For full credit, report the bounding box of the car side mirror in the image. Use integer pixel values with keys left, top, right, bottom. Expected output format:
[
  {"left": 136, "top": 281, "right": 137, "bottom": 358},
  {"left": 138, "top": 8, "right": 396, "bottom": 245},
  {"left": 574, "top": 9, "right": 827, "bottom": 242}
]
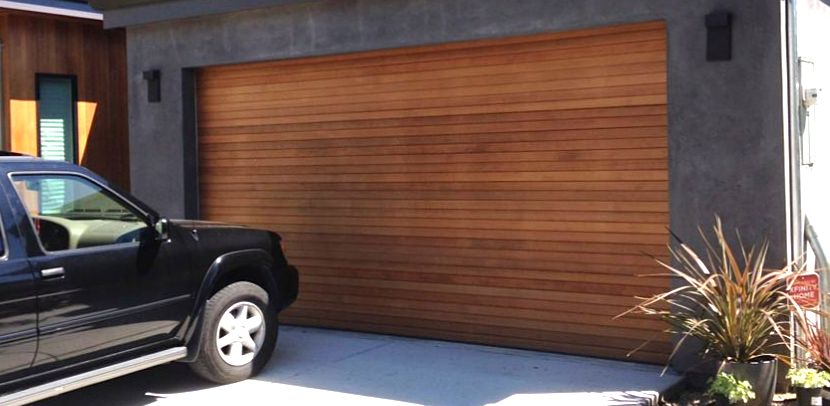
[{"left": 154, "top": 218, "right": 170, "bottom": 241}]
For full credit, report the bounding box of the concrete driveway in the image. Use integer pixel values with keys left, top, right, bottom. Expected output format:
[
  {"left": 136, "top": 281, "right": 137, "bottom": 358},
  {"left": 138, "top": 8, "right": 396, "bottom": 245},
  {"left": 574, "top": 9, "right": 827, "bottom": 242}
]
[{"left": 33, "top": 326, "right": 683, "bottom": 406}]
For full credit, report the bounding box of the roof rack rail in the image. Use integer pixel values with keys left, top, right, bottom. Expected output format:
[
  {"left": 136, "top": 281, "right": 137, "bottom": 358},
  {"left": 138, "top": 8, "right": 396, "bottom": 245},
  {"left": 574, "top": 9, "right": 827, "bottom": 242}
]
[{"left": 0, "top": 151, "right": 29, "bottom": 157}]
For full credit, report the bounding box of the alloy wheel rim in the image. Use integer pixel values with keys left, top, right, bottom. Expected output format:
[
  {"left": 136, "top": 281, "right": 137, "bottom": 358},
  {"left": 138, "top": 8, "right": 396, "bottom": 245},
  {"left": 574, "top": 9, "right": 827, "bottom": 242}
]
[{"left": 216, "top": 301, "right": 266, "bottom": 367}]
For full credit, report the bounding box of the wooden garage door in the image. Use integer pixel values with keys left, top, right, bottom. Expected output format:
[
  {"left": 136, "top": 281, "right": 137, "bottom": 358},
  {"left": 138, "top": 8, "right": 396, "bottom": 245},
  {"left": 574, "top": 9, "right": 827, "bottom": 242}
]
[{"left": 197, "top": 21, "right": 670, "bottom": 363}]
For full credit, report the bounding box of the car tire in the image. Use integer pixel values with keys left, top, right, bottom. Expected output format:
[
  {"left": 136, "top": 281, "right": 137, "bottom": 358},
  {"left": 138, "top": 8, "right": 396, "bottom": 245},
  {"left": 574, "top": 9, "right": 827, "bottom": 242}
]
[{"left": 189, "top": 281, "right": 278, "bottom": 384}]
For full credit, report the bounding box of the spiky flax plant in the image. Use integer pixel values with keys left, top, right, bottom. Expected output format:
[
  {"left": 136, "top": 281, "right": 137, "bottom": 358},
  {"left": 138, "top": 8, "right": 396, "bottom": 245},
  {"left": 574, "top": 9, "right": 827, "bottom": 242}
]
[{"left": 617, "top": 217, "right": 799, "bottom": 366}]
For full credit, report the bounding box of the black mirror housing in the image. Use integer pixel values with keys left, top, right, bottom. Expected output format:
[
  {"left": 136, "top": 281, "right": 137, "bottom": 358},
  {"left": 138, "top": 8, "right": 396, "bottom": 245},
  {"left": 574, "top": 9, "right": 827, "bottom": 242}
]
[{"left": 154, "top": 218, "right": 170, "bottom": 241}]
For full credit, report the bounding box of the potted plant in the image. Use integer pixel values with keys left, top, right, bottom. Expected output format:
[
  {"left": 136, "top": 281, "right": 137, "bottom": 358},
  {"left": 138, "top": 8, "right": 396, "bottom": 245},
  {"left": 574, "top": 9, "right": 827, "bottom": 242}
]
[
  {"left": 792, "top": 311, "right": 830, "bottom": 405},
  {"left": 707, "top": 372, "right": 756, "bottom": 406},
  {"left": 788, "top": 368, "right": 830, "bottom": 406},
  {"left": 616, "top": 217, "right": 800, "bottom": 406}
]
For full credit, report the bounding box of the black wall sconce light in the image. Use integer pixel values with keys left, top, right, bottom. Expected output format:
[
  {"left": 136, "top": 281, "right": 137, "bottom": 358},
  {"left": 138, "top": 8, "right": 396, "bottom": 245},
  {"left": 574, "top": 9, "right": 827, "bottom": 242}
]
[
  {"left": 705, "top": 12, "right": 733, "bottom": 61},
  {"left": 143, "top": 70, "right": 161, "bottom": 103}
]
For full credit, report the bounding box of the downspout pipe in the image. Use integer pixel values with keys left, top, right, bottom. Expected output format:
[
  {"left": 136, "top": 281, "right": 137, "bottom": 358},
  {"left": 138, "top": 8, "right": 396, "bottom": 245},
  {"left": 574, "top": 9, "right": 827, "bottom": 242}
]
[{"left": 805, "top": 217, "right": 829, "bottom": 290}]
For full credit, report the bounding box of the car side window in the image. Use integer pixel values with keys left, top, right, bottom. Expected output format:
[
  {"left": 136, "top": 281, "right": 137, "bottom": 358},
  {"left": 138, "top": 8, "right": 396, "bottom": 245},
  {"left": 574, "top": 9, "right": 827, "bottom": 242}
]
[{"left": 10, "top": 174, "right": 150, "bottom": 252}]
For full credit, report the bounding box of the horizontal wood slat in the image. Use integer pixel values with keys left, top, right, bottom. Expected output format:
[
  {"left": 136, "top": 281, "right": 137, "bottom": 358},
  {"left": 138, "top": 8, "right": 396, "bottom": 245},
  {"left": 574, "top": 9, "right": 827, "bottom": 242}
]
[
  {"left": 298, "top": 274, "right": 670, "bottom": 309},
  {"left": 297, "top": 283, "right": 663, "bottom": 319},
  {"left": 239, "top": 222, "right": 671, "bottom": 245},
  {"left": 199, "top": 62, "right": 667, "bottom": 114},
  {"left": 199, "top": 45, "right": 666, "bottom": 96},
  {"left": 201, "top": 181, "right": 668, "bottom": 193},
  {"left": 212, "top": 215, "right": 669, "bottom": 235},
  {"left": 201, "top": 189, "right": 668, "bottom": 202},
  {"left": 295, "top": 261, "right": 667, "bottom": 289},
  {"left": 278, "top": 232, "right": 670, "bottom": 256},
  {"left": 200, "top": 128, "right": 668, "bottom": 153},
  {"left": 200, "top": 89, "right": 666, "bottom": 128},
  {"left": 290, "top": 293, "right": 668, "bottom": 332},
  {"left": 202, "top": 135, "right": 667, "bottom": 158},
  {"left": 198, "top": 21, "right": 670, "bottom": 363},
  {"left": 202, "top": 206, "right": 669, "bottom": 222},
  {"left": 199, "top": 70, "right": 666, "bottom": 110},
  {"left": 282, "top": 243, "right": 670, "bottom": 268},
  {"left": 202, "top": 147, "right": 667, "bottom": 164},
  {"left": 286, "top": 301, "right": 663, "bottom": 343},
  {"left": 203, "top": 198, "right": 668, "bottom": 212},
  {"left": 200, "top": 111, "right": 667, "bottom": 140}
]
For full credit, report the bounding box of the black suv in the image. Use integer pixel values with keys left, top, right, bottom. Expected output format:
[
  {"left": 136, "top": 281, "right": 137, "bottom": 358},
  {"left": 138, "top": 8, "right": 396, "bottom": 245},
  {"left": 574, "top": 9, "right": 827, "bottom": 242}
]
[{"left": 0, "top": 154, "right": 299, "bottom": 405}]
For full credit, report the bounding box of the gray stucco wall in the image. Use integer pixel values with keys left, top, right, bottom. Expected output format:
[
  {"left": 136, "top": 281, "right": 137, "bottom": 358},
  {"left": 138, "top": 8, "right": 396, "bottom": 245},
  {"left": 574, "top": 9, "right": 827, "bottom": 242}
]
[{"left": 123, "top": 0, "right": 790, "bottom": 369}]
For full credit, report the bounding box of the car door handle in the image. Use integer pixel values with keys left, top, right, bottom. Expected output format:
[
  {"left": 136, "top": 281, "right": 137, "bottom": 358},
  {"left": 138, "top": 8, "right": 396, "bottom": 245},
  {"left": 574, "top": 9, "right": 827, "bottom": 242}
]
[{"left": 40, "top": 267, "right": 65, "bottom": 280}]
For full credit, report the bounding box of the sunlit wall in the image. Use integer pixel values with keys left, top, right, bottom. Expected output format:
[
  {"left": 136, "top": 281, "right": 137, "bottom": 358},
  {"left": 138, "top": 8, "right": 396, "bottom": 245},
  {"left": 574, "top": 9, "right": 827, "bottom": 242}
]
[{"left": 797, "top": 0, "right": 830, "bottom": 238}]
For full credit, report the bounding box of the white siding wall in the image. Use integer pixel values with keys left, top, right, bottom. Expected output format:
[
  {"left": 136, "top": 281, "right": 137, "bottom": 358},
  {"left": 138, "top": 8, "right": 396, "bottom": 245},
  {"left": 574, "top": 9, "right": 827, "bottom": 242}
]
[{"left": 798, "top": 0, "right": 830, "bottom": 239}]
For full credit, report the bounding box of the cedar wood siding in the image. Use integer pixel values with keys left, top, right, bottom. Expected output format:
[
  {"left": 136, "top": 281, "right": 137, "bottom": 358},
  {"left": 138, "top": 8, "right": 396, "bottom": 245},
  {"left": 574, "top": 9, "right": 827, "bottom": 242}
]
[{"left": 0, "top": 10, "right": 129, "bottom": 189}]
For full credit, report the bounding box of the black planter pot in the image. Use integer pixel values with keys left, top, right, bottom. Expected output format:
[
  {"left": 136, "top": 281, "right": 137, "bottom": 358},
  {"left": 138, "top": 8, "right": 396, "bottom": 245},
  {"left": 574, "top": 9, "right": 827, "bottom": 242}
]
[
  {"left": 797, "top": 387, "right": 822, "bottom": 406},
  {"left": 720, "top": 359, "right": 778, "bottom": 406},
  {"left": 821, "top": 387, "right": 830, "bottom": 406},
  {"left": 713, "top": 394, "right": 730, "bottom": 406}
]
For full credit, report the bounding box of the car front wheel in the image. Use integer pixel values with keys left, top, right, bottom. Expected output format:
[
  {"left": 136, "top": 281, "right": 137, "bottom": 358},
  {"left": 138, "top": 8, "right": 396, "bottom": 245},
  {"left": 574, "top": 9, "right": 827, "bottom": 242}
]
[{"left": 189, "top": 281, "right": 278, "bottom": 384}]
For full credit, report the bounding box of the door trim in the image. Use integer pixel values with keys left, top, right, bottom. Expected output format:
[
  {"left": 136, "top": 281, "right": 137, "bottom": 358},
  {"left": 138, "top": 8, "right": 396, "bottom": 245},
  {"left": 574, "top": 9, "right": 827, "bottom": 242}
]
[
  {"left": 0, "top": 329, "right": 36, "bottom": 347},
  {"left": 38, "top": 294, "right": 191, "bottom": 336},
  {"left": 0, "top": 346, "right": 186, "bottom": 406}
]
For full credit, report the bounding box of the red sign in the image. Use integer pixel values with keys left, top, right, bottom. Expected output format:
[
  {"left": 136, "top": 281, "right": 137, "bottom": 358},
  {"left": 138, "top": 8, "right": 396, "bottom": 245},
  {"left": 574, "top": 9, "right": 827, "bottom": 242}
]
[{"left": 791, "top": 273, "right": 821, "bottom": 308}]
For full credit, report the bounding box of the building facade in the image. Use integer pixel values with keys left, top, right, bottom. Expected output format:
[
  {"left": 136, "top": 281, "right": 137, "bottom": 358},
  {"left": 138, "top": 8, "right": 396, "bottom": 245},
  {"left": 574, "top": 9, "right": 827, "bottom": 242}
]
[{"left": 89, "top": 0, "right": 826, "bottom": 369}]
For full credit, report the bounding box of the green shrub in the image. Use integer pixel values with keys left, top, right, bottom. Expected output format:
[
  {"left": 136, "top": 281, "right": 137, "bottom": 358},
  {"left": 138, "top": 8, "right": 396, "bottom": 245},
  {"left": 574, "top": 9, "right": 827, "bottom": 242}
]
[
  {"left": 787, "top": 368, "right": 830, "bottom": 389},
  {"left": 707, "top": 372, "right": 756, "bottom": 404}
]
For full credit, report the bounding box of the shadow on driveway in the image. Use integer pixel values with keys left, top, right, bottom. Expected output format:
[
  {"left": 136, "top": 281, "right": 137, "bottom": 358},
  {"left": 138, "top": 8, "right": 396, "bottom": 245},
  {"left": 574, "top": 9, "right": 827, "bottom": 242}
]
[{"left": 34, "top": 326, "right": 682, "bottom": 406}]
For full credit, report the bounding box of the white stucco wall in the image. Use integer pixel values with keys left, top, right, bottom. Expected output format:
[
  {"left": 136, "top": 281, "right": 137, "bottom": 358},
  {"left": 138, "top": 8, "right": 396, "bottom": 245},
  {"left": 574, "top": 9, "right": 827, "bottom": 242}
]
[{"left": 798, "top": 0, "right": 830, "bottom": 240}]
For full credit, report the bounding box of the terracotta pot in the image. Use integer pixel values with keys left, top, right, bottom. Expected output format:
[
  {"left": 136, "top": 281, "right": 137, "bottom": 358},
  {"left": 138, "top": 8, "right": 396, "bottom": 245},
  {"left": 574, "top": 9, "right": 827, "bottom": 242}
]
[
  {"left": 797, "top": 387, "right": 823, "bottom": 406},
  {"left": 719, "top": 359, "right": 778, "bottom": 406}
]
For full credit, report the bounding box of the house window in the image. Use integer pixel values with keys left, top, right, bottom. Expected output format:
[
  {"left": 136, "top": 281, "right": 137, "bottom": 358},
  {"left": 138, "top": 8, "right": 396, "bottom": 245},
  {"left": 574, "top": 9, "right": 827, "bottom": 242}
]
[{"left": 37, "top": 76, "right": 77, "bottom": 163}]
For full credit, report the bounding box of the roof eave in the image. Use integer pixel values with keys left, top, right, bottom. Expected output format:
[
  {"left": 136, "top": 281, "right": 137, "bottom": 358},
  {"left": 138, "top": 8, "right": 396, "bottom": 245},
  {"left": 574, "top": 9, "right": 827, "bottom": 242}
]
[
  {"left": 0, "top": 0, "right": 102, "bottom": 20},
  {"left": 88, "top": 0, "right": 169, "bottom": 11}
]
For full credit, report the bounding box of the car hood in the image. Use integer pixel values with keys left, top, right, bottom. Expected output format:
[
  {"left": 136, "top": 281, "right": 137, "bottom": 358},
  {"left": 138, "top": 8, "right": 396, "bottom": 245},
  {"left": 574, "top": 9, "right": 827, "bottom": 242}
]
[{"left": 169, "top": 219, "right": 276, "bottom": 256}]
